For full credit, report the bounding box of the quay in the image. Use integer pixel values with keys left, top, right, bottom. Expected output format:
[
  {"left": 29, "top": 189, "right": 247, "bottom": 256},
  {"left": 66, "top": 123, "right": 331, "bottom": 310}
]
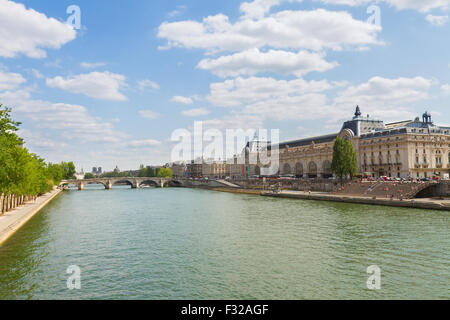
[
  {"left": 260, "top": 190, "right": 450, "bottom": 211},
  {"left": 0, "top": 188, "right": 62, "bottom": 246}
]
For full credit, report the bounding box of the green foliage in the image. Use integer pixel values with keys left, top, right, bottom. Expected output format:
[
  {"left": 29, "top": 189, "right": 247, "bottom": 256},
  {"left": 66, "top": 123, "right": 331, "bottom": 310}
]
[
  {"left": 100, "top": 171, "right": 131, "bottom": 178},
  {"left": 0, "top": 105, "right": 75, "bottom": 196},
  {"left": 60, "top": 161, "right": 76, "bottom": 179},
  {"left": 331, "top": 137, "right": 358, "bottom": 182},
  {"left": 343, "top": 140, "right": 358, "bottom": 179},
  {"left": 157, "top": 168, "right": 173, "bottom": 178},
  {"left": 84, "top": 172, "right": 95, "bottom": 179}
]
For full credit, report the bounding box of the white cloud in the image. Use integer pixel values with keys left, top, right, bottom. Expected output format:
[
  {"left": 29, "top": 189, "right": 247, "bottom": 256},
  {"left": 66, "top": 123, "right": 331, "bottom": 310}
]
[
  {"left": 197, "top": 48, "right": 338, "bottom": 77},
  {"left": 201, "top": 113, "right": 265, "bottom": 131},
  {"left": 334, "top": 76, "right": 433, "bottom": 106},
  {"left": 18, "top": 129, "right": 67, "bottom": 150},
  {"left": 318, "top": 0, "right": 450, "bottom": 12},
  {"left": 425, "top": 14, "right": 449, "bottom": 26},
  {"left": 1, "top": 89, "right": 127, "bottom": 143},
  {"left": 207, "top": 76, "right": 333, "bottom": 107},
  {"left": 168, "top": 5, "right": 187, "bottom": 18},
  {"left": 0, "top": 70, "right": 26, "bottom": 90},
  {"left": 80, "top": 62, "right": 107, "bottom": 69},
  {"left": 46, "top": 71, "right": 128, "bottom": 101},
  {"left": 158, "top": 8, "right": 382, "bottom": 54},
  {"left": 137, "top": 79, "right": 160, "bottom": 91},
  {"left": 0, "top": 0, "right": 76, "bottom": 58},
  {"left": 442, "top": 84, "right": 450, "bottom": 95},
  {"left": 203, "top": 75, "right": 435, "bottom": 125},
  {"left": 240, "top": 0, "right": 287, "bottom": 19},
  {"left": 127, "top": 139, "right": 161, "bottom": 148},
  {"left": 170, "top": 95, "right": 194, "bottom": 104},
  {"left": 31, "top": 69, "right": 44, "bottom": 79},
  {"left": 331, "top": 76, "right": 434, "bottom": 122},
  {"left": 139, "top": 110, "right": 161, "bottom": 119},
  {"left": 181, "top": 108, "right": 211, "bottom": 117}
]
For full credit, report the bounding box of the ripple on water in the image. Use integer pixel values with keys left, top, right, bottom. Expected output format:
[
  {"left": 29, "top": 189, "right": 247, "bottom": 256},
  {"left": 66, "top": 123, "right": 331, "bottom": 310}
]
[{"left": 0, "top": 187, "right": 448, "bottom": 300}]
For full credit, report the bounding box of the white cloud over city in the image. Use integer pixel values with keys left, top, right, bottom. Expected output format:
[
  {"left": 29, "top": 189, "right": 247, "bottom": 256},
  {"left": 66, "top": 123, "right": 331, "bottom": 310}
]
[
  {"left": 1, "top": 0, "right": 449, "bottom": 169},
  {"left": 0, "top": 0, "right": 76, "bottom": 58},
  {"left": 46, "top": 71, "right": 128, "bottom": 101}
]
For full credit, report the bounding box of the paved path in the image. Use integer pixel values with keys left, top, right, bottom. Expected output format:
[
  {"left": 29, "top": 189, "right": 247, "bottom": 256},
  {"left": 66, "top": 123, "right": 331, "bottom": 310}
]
[
  {"left": 261, "top": 190, "right": 450, "bottom": 211},
  {"left": 0, "top": 188, "right": 62, "bottom": 246}
]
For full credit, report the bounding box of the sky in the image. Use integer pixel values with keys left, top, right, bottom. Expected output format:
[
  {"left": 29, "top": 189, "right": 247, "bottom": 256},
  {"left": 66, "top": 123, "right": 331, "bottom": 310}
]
[{"left": 0, "top": 0, "right": 449, "bottom": 171}]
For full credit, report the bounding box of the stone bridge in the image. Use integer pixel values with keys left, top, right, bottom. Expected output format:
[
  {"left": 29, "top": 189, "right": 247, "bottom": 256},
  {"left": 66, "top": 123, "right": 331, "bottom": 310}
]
[
  {"left": 413, "top": 181, "right": 450, "bottom": 198},
  {"left": 61, "top": 177, "right": 181, "bottom": 190}
]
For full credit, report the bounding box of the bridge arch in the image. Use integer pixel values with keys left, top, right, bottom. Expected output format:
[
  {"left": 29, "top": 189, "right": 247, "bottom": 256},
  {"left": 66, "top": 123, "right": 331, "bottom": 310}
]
[
  {"left": 85, "top": 181, "right": 109, "bottom": 189},
  {"left": 413, "top": 183, "right": 448, "bottom": 198},
  {"left": 112, "top": 179, "right": 135, "bottom": 188},
  {"left": 138, "top": 180, "right": 159, "bottom": 188},
  {"left": 169, "top": 180, "right": 183, "bottom": 187}
]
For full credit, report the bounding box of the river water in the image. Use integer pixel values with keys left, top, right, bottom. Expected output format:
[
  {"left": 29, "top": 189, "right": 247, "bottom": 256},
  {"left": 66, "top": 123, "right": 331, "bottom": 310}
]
[{"left": 0, "top": 186, "right": 448, "bottom": 299}]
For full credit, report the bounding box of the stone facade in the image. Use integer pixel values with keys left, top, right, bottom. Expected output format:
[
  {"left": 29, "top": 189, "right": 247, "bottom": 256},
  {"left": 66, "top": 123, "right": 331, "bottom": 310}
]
[
  {"left": 170, "top": 163, "right": 186, "bottom": 178},
  {"left": 275, "top": 107, "right": 450, "bottom": 179},
  {"left": 202, "top": 161, "right": 227, "bottom": 178}
]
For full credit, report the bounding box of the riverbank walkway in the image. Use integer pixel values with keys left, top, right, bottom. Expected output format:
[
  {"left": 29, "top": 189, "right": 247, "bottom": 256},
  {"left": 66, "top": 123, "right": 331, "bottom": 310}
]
[
  {"left": 0, "top": 188, "right": 62, "bottom": 246},
  {"left": 261, "top": 190, "right": 450, "bottom": 211}
]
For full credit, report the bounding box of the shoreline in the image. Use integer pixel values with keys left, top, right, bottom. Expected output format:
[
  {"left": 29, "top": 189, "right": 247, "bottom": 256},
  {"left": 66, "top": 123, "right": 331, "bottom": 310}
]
[
  {"left": 0, "top": 188, "right": 62, "bottom": 246},
  {"left": 204, "top": 186, "right": 450, "bottom": 211},
  {"left": 260, "top": 190, "right": 450, "bottom": 211}
]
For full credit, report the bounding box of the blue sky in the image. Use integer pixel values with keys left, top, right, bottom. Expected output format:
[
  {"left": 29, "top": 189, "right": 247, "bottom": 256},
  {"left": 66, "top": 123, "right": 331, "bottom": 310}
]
[{"left": 0, "top": 0, "right": 449, "bottom": 171}]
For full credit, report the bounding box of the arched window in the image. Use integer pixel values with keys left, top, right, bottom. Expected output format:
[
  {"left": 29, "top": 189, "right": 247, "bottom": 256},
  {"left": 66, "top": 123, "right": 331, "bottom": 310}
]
[
  {"left": 308, "top": 162, "right": 317, "bottom": 178},
  {"left": 283, "top": 163, "right": 291, "bottom": 175},
  {"left": 295, "top": 162, "right": 303, "bottom": 177},
  {"left": 323, "top": 160, "right": 332, "bottom": 174}
]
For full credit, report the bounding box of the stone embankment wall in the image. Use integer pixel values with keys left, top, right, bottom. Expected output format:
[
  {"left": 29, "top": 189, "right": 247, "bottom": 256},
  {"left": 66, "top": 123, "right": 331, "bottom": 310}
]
[{"left": 233, "top": 179, "right": 340, "bottom": 193}]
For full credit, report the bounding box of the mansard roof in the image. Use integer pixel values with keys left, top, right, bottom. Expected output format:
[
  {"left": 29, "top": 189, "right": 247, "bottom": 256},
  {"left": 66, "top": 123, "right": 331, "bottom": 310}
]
[{"left": 273, "top": 133, "right": 338, "bottom": 150}]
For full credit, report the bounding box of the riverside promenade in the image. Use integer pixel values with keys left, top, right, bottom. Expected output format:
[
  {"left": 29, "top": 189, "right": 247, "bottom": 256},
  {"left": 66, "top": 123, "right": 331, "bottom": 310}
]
[
  {"left": 0, "top": 188, "right": 62, "bottom": 246},
  {"left": 261, "top": 190, "right": 450, "bottom": 211}
]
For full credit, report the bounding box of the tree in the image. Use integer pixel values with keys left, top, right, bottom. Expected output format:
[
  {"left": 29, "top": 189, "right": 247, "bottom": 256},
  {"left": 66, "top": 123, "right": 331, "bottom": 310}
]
[
  {"left": 61, "top": 161, "right": 76, "bottom": 179},
  {"left": 331, "top": 137, "right": 346, "bottom": 182},
  {"left": 157, "top": 168, "right": 173, "bottom": 178},
  {"left": 0, "top": 104, "right": 75, "bottom": 197},
  {"left": 146, "top": 167, "right": 155, "bottom": 177},
  {"left": 84, "top": 172, "right": 95, "bottom": 179},
  {"left": 331, "top": 137, "right": 358, "bottom": 183},
  {"left": 343, "top": 140, "right": 358, "bottom": 180},
  {"left": 0, "top": 105, "right": 21, "bottom": 138}
]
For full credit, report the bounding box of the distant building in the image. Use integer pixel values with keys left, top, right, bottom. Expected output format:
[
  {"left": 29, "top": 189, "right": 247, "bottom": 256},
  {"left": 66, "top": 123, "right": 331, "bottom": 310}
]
[
  {"left": 202, "top": 160, "right": 227, "bottom": 179},
  {"left": 170, "top": 162, "right": 187, "bottom": 178},
  {"left": 113, "top": 165, "right": 120, "bottom": 173},
  {"left": 186, "top": 160, "right": 203, "bottom": 178},
  {"left": 92, "top": 167, "right": 103, "bottom": 176}
]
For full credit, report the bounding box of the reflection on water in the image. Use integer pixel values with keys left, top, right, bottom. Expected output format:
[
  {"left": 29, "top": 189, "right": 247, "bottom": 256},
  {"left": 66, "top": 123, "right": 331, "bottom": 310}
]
[{"left": 0, "top": 187, "right": 448, "bottom": 299}]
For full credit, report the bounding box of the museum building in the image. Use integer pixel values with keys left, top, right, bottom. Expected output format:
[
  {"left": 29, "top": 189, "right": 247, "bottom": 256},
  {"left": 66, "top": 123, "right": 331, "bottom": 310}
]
[{"left": 276, "top": 107, "right": 450, "bottom": 179}]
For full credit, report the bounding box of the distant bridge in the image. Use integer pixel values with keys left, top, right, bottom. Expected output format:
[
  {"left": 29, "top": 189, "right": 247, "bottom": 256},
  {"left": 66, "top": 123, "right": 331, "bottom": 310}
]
[{"left": 61, "top": 177, "right": 181, "bottom": 190}]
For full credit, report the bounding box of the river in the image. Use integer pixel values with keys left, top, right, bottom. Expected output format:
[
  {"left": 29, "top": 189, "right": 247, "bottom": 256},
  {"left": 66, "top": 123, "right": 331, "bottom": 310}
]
[{"left": 0, "top": 186, "right": 448, "bottom": 299}]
